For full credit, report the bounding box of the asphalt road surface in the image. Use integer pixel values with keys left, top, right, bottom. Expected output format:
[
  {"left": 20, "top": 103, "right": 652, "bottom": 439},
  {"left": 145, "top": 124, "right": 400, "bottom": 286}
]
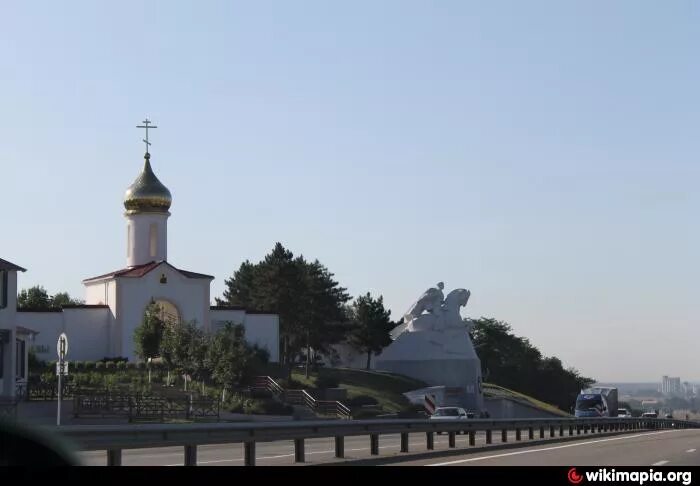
[
  {"left": 399, "top": 429, "right": 700, "bottom": 466},
  {"left": 76, "top": 428, "right": 700, "bottom": 466}
]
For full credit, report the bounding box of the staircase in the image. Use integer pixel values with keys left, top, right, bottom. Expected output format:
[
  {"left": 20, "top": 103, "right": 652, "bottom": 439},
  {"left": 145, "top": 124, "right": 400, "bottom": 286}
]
[{"left": 253, "top": 376, "right": 351, "bottom": 419}]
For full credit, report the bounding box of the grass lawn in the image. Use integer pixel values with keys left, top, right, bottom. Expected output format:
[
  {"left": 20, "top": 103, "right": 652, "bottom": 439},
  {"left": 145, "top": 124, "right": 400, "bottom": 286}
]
[{"left": 291, "top": 367, "right": 427, "bottom": 412}]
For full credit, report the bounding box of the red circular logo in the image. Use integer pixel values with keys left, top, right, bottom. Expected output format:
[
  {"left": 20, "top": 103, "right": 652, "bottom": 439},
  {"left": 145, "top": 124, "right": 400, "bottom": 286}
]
[{"left": 568, "top": 467, "right": 584, "bottom": 484}]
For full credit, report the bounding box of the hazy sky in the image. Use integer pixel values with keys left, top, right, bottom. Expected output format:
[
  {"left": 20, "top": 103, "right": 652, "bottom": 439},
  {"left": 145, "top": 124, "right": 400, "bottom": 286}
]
[{"left": 1, "top": 1, "right": 698, "bottom": 383}]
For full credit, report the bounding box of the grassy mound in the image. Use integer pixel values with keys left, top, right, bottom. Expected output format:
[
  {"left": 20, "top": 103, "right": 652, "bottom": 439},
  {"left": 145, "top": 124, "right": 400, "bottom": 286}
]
[
  {"left": 291, "top": 367, "right": 427, "bottom": 413},
  {"left": 483, "top": 383, "right": 570, "bottom": 417},
  {"left": 282, "top": 367, "right": 567, "bottom": 417}
]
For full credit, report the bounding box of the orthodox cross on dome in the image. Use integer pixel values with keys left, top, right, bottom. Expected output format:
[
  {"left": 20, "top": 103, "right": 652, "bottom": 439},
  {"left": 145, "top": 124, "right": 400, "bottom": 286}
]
[{"left": 136, "top": 117, "right": 158, "bottom": 154}]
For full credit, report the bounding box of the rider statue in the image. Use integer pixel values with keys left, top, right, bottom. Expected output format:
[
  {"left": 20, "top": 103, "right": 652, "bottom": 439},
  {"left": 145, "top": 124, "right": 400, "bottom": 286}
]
[{"left": 404, "top": 282, "right": 445, "bottom": 322}]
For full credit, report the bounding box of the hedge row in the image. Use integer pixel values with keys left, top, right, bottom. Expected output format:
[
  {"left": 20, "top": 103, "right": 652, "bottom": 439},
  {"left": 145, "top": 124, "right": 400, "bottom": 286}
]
[{"left": 41, "top": 360, "right": 163, "bottom": 372}]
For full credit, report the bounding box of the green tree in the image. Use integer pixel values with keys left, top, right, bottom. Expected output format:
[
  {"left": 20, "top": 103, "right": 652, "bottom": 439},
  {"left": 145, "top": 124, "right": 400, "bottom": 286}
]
[
  {"left": 206, "top": 322, "right": 256, "bottom": 400},
  {"left": 133, "top": 301, "right": 165, "bottom": 362},
  {"left": 470, "top": 317, "right": 595, "bottom": 411},
  {"left": 17, "top": 286, "right": 83, "bottom": 310},
  {"left": 298, "top": 259, "right": 351, "bottom": 377},
  {"left": 216, "top": 261, "right": 257, "bottom": 307},
  {"left": 17, "top": 286, "right": 52, "bottom": 310},
  {"left": 159, "top": 320, "right": 208, "bottom": 392},
  {"left": 347, "top": 293, "right": 395, "bottom": 370},
  {"left": 51, "top": 292, "right": 84, "bottom": 308},
  {"left": 218, "top": 243, "right": 351, "bottom": 378}
]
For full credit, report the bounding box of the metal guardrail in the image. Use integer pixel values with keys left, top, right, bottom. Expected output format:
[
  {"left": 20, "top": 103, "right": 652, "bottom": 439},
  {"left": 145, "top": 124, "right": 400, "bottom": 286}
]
[{"left": 53, "top": 416, "right": 699, "bottom": 466}]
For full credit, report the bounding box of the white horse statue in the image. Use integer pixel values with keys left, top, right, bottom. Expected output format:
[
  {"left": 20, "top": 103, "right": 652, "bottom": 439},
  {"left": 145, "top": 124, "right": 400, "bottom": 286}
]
[{"left": 406, "top": 287, "right": 471, "bottom": 332}]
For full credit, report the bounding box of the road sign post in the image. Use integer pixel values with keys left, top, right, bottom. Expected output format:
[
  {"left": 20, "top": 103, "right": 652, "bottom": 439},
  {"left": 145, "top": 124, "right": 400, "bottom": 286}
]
[{"left": 56, "top": 333, "right": 68, "bottom": 426}]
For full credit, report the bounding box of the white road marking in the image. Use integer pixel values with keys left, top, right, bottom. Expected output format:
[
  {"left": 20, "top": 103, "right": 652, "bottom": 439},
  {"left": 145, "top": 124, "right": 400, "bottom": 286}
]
[
  {"left": 652, "top": 460, "right": 669, "bottom": 466},
  {"left": 686, "top": 449, "right": 696, "bottom": 453},
  {"left": 164, "top": 441, "right": 436, "bottom": 465},
  {"left": 427, "top": 430, "right": 680, "bottom": 466}
]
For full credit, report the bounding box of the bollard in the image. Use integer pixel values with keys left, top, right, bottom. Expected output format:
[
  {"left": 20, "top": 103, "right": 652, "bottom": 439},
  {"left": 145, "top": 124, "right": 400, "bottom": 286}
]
[
  {"left": 335, "top": 436, "right": 344, "bottom": 458},
  {"left": 486, "top": 430, "right": 492, "bottom": 444},
  {"left": 107, "top": 449, "right": 122, "bottom": 466},
  {"left": 516, "top": 429, "right": 521, "bottom": 441},
  {"left": 184, "top": 445, "right": 197, "bottom": 466},
  {"left": 501, "top": 429, "right": 508, "bottom": 443},
  {"left": 569, "top": 425, "right": 574, "bottom": 436},
  {"left": 426, "top": 431, "right": 434, "bottom": 450},
  {"left": 448, "top": 431, "right": 456, "bottom": 448},
  {"left": 549, "top": 426, "right": 555, "bottom": 438},
  {"left": 370, "top": 434, "right": 379, "bottom": 455},
  {"left": 469, "top": 431, "right": 476, "bottom": 446},
  {"left": 295, "top": 438, "right": 305, "bottom": 463},
  {"left": 539, "top": 427, "right": 545, "bottom": 439},
  {"left": 559, "top": 425, "right": 564, "bottom": 437},
  {"left": 244, "top": 441, "right": 255, "bottom": 466},
  {"left": 528, "top": 427, "right": 534, "bottom": 440},
  {"left": 400, "top": 432, "right": 409, "bottom": 453}
]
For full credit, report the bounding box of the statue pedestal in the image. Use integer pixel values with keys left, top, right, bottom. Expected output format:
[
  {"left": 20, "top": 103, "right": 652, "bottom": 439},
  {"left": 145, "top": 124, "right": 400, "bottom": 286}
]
[{"left": 375, "top": 329, "right": 483, "bottom": 411}]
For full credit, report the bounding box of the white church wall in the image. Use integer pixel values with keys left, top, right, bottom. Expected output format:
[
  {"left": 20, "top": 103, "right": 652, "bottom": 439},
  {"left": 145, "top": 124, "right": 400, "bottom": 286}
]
[
  {"left": 117, "top": 264, "right": 210, "bottom": 361},
  {"left": 209, "top": 309, "right": 279, "bottom": 363},
  {"left": 16, "top": 311, "right": 64, "bottom": 362},
  {"left": 62, "top": 308, "right": 112, "bottom": 361},
  {"left": 85, "top": 282, "right": 106, "bottom": 305},
  {"left": 243, "top": 314, "right": 280, "bottom": 363}
]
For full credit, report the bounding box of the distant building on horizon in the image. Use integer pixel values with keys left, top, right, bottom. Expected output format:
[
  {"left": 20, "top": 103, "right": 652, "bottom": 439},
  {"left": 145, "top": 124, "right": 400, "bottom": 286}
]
[{"left": 661, "top": 375, "right": 682, "bottom": 396}]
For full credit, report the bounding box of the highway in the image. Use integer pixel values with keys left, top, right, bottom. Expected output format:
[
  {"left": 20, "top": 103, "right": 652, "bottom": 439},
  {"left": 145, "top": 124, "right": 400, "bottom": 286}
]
[
  {"left": 76, "top": 428, "right": 700, "bottom": 466},
  {"left": 381, "top": 429, "right": 700, "bottom": 466}
]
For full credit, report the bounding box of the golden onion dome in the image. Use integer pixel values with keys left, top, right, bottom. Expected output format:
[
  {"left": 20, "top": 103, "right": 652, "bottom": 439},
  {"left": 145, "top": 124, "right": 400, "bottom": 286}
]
[{"left": 123, "top": 153, "right": 172, "bottom": 214}]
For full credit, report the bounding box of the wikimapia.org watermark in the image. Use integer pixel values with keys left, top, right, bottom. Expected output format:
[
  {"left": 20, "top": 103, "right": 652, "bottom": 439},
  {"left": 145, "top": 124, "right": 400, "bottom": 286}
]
[{"left": 568, "top": 467, "right": 692, "bottom": 485}]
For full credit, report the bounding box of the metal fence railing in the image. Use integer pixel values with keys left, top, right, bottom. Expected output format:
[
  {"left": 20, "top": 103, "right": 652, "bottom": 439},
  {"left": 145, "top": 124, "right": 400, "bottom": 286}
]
[
  {"left": 53, "top": 416, "right": 700, "bottom": 466},
  {"left": 72, "top": 393, "right": 220, "bottom": 422},
  {"left": 253, "top": 376, "right": 351, "bottom": 419}
]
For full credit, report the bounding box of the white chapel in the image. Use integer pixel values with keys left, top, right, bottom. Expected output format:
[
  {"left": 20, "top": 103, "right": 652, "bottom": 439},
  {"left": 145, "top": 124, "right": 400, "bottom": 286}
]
[{"left": 5, "top": 132, "right": 279, "bottom": 371}]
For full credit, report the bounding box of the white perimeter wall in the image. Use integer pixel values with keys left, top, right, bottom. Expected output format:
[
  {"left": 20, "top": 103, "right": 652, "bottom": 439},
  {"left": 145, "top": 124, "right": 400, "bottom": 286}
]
[
  {"left": 16, "top": 308, "right": 112, "bottom": 362},
  {"left": 210, "top": 310, "right": 279, "bottom": 363}
]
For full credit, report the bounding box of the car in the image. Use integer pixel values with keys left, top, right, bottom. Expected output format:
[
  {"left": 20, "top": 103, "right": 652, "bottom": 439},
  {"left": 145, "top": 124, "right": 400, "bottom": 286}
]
[
  {"left": 617, "top": 408, "right": 632, "bottom": 418},
  {"left": 665, "top": 413, "right": 673, "bottom": 419},
  {"left": 430, "top": 407, "right": 469, "bottom": 419},
  {"left": 642, "top": 411, "right": 658, "bottom": 418},
  {"left": 430, "top": 407, "right": 472, "bottom": 434}
]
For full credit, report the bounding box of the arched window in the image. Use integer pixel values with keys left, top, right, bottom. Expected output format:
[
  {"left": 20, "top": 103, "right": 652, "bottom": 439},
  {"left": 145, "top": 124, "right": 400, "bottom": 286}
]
[{"left": 149, "top": 223, "right": 157, "bottom": 258}]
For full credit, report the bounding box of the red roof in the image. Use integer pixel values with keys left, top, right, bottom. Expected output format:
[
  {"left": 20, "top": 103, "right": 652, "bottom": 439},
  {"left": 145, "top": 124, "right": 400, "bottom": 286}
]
[
  {"left": 83, "top": 261, "right": 214, "bottom": 283},
  {"left": 0, "top": 257, "right": 26, "bottom": 272}
]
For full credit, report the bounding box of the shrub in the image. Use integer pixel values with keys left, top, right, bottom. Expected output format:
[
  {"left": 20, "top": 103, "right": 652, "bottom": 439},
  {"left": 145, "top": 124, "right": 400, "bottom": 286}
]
[
  {"left": 104, "top": 361, "right": 115, "bottom": 370},
  {"left": 83, "top": 361, "right": 95, "bottom": 371},
  {"left": 314, "top": 375, "right": 340, "bottom": 389},
  {"left": 352, "top": 409, "right": 382, "bottom": 420},
  {"left": 95, "top": 361, "right": 105, "bottom": 371},
  {"left": 126, "top": 362, "right": 137, "bottom": 370},
  {"left": 347, "top": 395, "right": 378, "bottom": 407},
  {"left": 89, "top": 372, "right": 102, "bottom": 386},
  {"left": 116, "top": 361, "right": 126, "bottom": 370},
  {"left": 72, "top": 361, "right": 83, "bottom": 371}
]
